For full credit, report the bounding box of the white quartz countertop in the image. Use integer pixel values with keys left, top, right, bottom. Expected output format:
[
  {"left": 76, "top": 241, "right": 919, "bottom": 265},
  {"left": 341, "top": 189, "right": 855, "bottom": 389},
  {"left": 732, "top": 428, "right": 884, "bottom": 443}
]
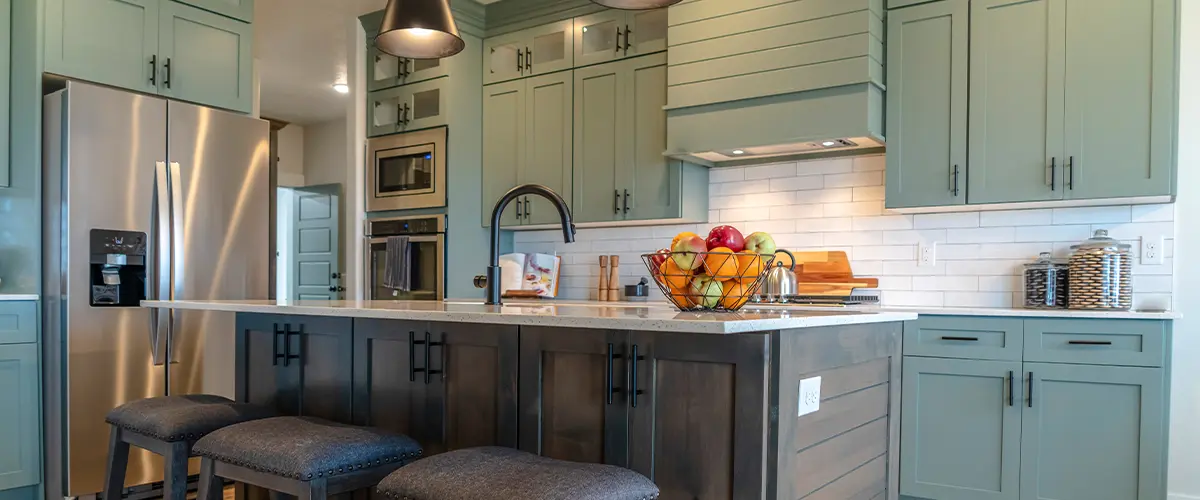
[
  {"left": 0, "top": 294, "right": 39, "bottom": 301},
  {"left": 140, "top": 299, "right": 917, "bottom": 334},
  {"left": 743, "top": 304, "right": 1181, "bottom": 320}
]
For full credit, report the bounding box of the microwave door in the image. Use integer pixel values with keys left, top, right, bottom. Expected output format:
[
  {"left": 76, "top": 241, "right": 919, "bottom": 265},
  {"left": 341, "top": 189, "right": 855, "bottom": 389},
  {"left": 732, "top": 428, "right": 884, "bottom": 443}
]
[{"left": 375, "top": 145, "right": 436, "bottom": 197}]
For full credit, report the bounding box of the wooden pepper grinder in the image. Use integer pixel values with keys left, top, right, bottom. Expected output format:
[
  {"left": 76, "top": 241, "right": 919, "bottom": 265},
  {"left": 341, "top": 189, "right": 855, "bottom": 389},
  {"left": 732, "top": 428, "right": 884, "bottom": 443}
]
[
  {"left": 598, "top": 256, "right": 609, "bottom": 302},
  {"left": 608, "top": 255, "right": 621, "bottom": 301}
]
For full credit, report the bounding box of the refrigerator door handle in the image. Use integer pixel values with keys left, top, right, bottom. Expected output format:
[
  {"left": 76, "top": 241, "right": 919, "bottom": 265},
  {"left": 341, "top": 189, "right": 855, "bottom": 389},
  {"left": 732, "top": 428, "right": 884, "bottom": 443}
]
[
  {"left": 167, "top": 161, "right": 185, "bottom": 364},
  {"left": 152, "top": 161, "right": 171, "bottom": 366}
]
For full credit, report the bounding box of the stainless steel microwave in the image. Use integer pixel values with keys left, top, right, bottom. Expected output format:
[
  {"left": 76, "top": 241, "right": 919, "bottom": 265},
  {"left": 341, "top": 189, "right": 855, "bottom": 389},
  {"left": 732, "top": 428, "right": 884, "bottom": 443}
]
[{"left": 366, "top": 126, "right": 447, "bottom": 211}]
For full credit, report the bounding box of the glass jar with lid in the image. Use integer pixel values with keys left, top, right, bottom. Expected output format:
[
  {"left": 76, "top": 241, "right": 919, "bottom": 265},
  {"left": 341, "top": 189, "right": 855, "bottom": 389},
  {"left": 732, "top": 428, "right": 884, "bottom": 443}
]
[
  {"left": 1068, "top": 229, "right": 1133, "bottom": 310},
  {"left": 1024, "top": 252, "right": 1069, "bottom": 309}
]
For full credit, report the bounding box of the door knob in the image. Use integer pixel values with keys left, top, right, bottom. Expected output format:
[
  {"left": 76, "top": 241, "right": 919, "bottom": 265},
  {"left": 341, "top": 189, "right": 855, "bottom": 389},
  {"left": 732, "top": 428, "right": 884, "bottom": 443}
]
[
  {"left": 329, "top": 286, "right": 346, "bottom": 292},
  {"left": 331, "top": 272, "right": 342, "bottom": 279}
]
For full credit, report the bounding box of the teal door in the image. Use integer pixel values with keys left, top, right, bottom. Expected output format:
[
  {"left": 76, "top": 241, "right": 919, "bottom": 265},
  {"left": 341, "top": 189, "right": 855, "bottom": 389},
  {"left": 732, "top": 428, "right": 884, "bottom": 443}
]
[
  {"left": 173, "top": 0, "right": 252, "bottom": 22},
  {"left": 885, "top": 0, "right": 969, "bottom": 209},
  {"left": 292, "top": 185, "right": 341, "bottom": 301},
  {"left": 625, "top": 55, "right": 677, "bottom": 221},
  {"left": 1061, "top": 0, "right": 1176, "bottom": 199},
  {"left": 158, "top": 0, "right": 253, "bottom": 113},
  {"left": 0, "top": 344, "right": 40, "bottom": 491},
  {"left": 1021, "top": 363, "right": 1165, "bottom": 500},
  {"left": 44, "top": 0, "right": 160, "bottom": 94},
  {"left": 572, "top": 61, "right": 623, "bottom": 223},
  {"left": 900, "top": 357, "right": 1022, "bottom": 500},
  {"left": 968, "top": 0, "right": 1066, "bottom": 204},
  {"left": 522, "top": 72, "right": 573, "bottom": 226},
  {"left": 482, "top": 81, "right": 525, "bottom": 228}
]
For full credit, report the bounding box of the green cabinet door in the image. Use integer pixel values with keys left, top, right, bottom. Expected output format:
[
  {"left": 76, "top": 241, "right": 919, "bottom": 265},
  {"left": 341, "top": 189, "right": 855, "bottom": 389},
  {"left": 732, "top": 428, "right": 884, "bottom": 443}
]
[
  {"left": 522, "top": 72, "right": 573, "bottom": 226},
  {"left": 399, "top": 77, "right": 449, "bottom": 132},
  {"left": 624, "top": 55, "right": 677, "bottom": 221},
  {"left": 574, "top": 11, "right": 626, "bottom": 68},
  {"left": 368, "top": 86, "right": 404, "bottom": 137},
  {"left": 625, "top": 9, "right": 668, "bottom": 57},
  {"left": 526, "top": 20, "right": 575, "bottom": 76},
  {"left": 885, "top": 0, "right": 968, "bottom": 209},
  {"left": 367, "top": 45, "right": 404, "bottom": 91},
  {"left": 1061, "top": 0, "right": 1176, "bottom": 199},
  {"left": 174, "top": 0, "right": 252, "bottom": 22},
  {"left": 967, "top": 0, "right": 1066, "bottom": 204},
  {"left": 45, "top": 0, "right": 160, "bottom": 94},
  {"left": 1021, "top": 363, "right": 1165, "bottom": 500},
  {"left": 0, "top": 0, "right": 9, "bottom": 188},
  {"left": 158, "top": 0, "right": 253, "bottom": 113},
  {"left": 0, "top": 344, "right": 40, "bottom": 491},
  {"left": 900, "top": 357, "right": 1022, "bottom": 500},
  {"left": 483, "top": 31, "right": 527, "bottom": 85},
  {"left": 573, "top": 61, "right": 623, "bottom": 223},
  {"left": 482, "top": 81, "right": 525, "bottom": 228}
]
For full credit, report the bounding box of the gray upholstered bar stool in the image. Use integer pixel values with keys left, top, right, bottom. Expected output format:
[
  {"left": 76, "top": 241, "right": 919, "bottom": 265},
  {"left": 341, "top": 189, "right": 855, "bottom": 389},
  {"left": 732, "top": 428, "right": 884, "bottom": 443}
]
[
  {"left": 103, "top": 395, "right": 275, "bottom": 500},
  {"left": 193, "top": 416, "right": 423, "bottom": 500},
  {"left": 377, "top": 447, "right": 660, "bottom": 500}
]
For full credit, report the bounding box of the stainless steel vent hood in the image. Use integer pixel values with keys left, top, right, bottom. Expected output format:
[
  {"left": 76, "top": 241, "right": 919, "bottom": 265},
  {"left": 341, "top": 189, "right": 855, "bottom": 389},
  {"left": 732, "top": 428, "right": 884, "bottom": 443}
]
[{"left": 664, "top": 0, "right": 885, "bottom": 166}]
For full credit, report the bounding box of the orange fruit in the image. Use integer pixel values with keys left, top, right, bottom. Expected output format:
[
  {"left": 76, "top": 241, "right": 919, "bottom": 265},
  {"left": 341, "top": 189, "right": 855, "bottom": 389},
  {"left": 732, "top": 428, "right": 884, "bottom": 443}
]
[
  {"left": 667, "top": 283, "right": 693, "bottom": 308},
  {"left": 721, "top": 280, "right": 752, "bottom": 310},
  {"left": 736, "top": 251, "right": 765, "bottom": 283},
  {"left": 704, "top": 247, "right": 738, "bottom": 281},
  {"left": 670, "top": 231, "right": 699, "bottom": 250},
  {"left": 659, "top": 258, "right": 691, "bottom": 291}
]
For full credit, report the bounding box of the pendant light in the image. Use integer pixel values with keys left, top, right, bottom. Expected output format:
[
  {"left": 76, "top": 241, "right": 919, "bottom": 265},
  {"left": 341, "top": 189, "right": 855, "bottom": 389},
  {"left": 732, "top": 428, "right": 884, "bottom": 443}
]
[
  {"left": 589, "top": 0, "right": 682, "bottom": 9},
  {"left": 376, "top": 0, "right": 465, "bottom": 59}
]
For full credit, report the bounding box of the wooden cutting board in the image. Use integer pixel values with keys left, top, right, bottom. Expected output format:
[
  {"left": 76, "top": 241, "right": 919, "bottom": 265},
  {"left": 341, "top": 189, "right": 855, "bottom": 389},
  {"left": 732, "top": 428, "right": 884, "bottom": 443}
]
[{"left": 774, "top": 251, "right": 880, "bottom": 296}]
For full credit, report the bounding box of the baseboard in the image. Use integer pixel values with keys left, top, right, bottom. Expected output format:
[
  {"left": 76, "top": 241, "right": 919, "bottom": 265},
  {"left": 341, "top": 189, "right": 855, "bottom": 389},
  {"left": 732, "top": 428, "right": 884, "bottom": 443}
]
[{"left": 1169, "top": 492, "right": 1200, "bottom": 500}]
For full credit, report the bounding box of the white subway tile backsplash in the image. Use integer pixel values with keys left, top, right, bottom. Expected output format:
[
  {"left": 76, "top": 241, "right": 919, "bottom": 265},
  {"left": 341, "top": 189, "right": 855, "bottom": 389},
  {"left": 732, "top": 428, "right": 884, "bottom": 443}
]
[{"left": 513, "top": 154, "right": 1172, "bottom": 308}]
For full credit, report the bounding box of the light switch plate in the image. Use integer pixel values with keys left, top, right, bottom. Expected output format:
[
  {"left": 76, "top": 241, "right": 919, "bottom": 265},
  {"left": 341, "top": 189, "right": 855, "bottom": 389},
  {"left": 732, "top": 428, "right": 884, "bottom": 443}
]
[{"left": 798, "top": 376, "right": 821, "bottom": 417}]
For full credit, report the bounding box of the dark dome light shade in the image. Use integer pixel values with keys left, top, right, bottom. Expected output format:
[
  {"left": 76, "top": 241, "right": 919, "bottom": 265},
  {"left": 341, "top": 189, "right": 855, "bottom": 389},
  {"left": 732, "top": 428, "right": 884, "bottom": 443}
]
[
  {"left": 376, "top": 0, "right": 465, "bottom": 59},
  {"left": 590, "top": 0, "right": 682, "bottom": 9}
]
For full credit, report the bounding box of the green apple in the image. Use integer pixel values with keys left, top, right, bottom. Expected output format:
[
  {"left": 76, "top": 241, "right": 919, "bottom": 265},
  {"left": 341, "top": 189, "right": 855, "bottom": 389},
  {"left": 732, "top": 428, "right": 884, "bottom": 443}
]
[
  {"left": 743, "top": 232, "right": 777, "bottom": 256},
  {"left": 689, "top": 276, "right": 724, "bottom": 308},
  {"left": 671, "top": 234, "right": 707, "bottom": 270}
]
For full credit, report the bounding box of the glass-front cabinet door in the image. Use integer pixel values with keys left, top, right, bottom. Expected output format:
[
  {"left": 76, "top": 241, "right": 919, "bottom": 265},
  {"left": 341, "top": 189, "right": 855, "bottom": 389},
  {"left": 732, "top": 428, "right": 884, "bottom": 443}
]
[
  {"left": 367, "top": 86, "right": 403, "bottom": 137},
  {"left": 405, "top": 58, "right": 447, "bottom": 84},
  {"left": 483, "top": 33, "right": 526, "bottom": 85},
  {"left": 627, "top": 9, "right": 668, "bottom": 57},
  {"left": 400, "top": 78, "right": 448, "bottom": 131},
  {"left": 574, "top": 10, "right": 625, "bottom": 67},
  {"left": 369, "top": 46, "right": 402, "bottom": 91},
  {"left": 526, "top": 20, "right": 574, "bottom": 76}
]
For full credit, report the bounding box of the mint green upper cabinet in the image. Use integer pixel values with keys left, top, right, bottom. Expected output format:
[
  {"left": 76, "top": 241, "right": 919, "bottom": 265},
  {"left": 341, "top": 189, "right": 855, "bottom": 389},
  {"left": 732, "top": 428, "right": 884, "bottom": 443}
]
[
  {"left": 368, "top": 47, "right": 448, "bottom": 92},
  {"left": 45, "top": 0, "right": 160, "bottom": 94},
  {"left": 0, "top": 0, "right": 9, "bottom": 188},
  {"left": 885, "top": 0, "right": 969, "bottom": 209},
  {"left": 624, "top": 56, "right": 677, "bottom": 221},
  {"left": 573, "top": 60, "right": 623, "bottom": 223},
  {"left": 968, "top": 0, "right": 1066, "bottom": 204},
  {"left": 174, "top": 0, "right": 252, "bottom": 22},
  {"left": 1021, "top": 364, "right": 1165, "bottom": 500},
  {"left": 482, "top": 81, "right": 524, "bottom": 228},
  {"left": 1061, "top": 0, "right": 1176, "bottom": 199},
  {"left": 483, "top": 33, "right": 526, "bottom": 85},
  {"left": 626, "top": 9, "right": 668, "bottom": 57},
  {"left": 522, "top": 72, "right": 573, "bottom": 226},
  {"left": 367, "top": 78, "right": 448, "bottom": 137},
  {"left": 574, "top": 10, "right": 667, "bottom": 68},
  {"left": 901, "top": 357, "right": 1022, "bottom": 500},
  {"left": 483, "top": 21, "right": 573, "bottom": 86},
  {"left": 0, "top": 344, "right": 40, "bottom": 491},
  {"left": 158, "top": 0, "right": 253, "bottom": 113}
]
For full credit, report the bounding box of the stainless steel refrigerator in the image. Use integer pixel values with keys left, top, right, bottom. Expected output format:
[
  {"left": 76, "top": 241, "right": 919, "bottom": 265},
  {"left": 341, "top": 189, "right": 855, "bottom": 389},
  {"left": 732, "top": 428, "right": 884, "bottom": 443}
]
[{"left": 42, "top": 81, "right": 270, "bottom": 499}]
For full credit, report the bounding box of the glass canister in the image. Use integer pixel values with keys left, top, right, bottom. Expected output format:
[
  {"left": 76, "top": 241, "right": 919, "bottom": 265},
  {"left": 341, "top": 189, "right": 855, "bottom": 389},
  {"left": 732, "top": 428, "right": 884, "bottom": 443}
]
[
  {"left": 1024, "top": 252, "right": 1069, "bottom": 309},
  {"left": 1068, "top": 229, "right": 1133, "bottom": 310}
]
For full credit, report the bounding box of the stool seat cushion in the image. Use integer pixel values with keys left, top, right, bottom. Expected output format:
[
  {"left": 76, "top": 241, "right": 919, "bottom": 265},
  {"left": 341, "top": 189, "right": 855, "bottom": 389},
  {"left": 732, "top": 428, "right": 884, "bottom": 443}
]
[
  {"left": 193, "top": 416, "right": 422, "bottom": 480},
  {"left": 105, "top": 395, "right": 275, "bottom": 443},
  {"left": 377, "top": 447, "right": 659, "bottom": 500}
]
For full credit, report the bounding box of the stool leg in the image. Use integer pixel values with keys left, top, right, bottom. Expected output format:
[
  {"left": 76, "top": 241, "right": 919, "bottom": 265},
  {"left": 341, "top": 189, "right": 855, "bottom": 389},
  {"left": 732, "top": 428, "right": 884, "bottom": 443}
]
[
  {"left": 298, "top": 478, "right": 327, "bottom": 500},
  {"left": 103, "top": 427, "right": 130, "bottom": 500},
  {"left": 196, "top": 458, "right": 221, "bottom": 500},
  {"left": 162, "top": 441, "right": 190, "bottom": 500}
]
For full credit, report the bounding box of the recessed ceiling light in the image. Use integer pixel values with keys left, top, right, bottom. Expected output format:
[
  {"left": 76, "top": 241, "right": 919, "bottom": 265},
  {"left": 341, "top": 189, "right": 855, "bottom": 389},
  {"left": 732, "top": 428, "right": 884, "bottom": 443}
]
[
  {"left": 582, "top": 27, "right": 588, "bottom": 32},
  {"left": 332, "top": 83, "right": 350, "bottom": 94},
  {"left": 821, "top": 141, "right": 837, "bottom": 147},
  {"left": 731, "top": 150, "right": 745, "bottom": 155}
]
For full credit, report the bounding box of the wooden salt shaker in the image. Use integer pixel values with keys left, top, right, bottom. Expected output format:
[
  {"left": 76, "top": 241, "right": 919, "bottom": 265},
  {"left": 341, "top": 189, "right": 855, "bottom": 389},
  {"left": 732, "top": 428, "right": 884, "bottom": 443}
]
[
  {"left": 608, "top": 255, "right": 621, "bottom": 301},
  {"left": 598, "top": 256, "right": 609, "bottom": 301}
]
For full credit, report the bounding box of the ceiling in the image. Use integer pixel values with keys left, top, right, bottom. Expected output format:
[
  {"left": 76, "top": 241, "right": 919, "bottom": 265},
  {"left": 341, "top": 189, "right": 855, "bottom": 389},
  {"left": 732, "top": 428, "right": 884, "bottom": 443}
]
[{"left": 256, "top": 0, "right": 501, "bottom": 125}]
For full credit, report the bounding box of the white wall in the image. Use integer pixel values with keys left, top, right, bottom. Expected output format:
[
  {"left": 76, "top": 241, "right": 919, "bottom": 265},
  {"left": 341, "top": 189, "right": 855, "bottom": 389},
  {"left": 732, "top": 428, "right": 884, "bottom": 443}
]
[
  {"left": 515, "top": 154, "right": 1175, "bottom": 308},
  {"left": 1168, "top": 1, "right": 1199, "bottom": 498},
  {"left": 277, "top": 124, "right": 305, "bottom": 187},
  {"left": 276, "top": 187, "right": 295, "bottom": 299},
  {"left": 301, "top": 117, "right": 353, "bottom": 294}
]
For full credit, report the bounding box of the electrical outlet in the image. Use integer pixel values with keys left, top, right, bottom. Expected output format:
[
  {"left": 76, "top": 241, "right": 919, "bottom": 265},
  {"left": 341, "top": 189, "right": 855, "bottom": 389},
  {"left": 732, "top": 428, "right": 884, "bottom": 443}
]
[
  {"left": 918, "top": 241, "right": 937, "bottom": 267},
  {"left": 798, "top": 376, "right": 821, "bottom": 417},
  {"left": 1142, "top": 235, "right": 1165, "bottom": 266}
]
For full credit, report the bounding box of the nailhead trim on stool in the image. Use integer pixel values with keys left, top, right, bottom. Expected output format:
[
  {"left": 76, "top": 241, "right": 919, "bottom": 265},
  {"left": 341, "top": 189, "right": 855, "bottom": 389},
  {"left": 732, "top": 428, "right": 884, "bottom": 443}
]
[{"left": 104, "top": 394, "right": 275, "bottom": 444}]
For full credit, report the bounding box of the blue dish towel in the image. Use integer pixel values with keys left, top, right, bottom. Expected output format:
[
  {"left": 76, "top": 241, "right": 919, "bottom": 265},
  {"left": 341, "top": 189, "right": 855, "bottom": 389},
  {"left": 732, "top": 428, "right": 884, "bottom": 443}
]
[{"left": 383, "top": 236, "right": 411, "bottom": 292}]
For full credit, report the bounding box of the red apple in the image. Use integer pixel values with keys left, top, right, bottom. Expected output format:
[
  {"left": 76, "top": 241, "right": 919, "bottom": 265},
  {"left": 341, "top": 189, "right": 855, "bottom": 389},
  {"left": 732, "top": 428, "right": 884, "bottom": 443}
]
[
  {"left": 743, "top": 232, "right": 777, "bottom": 256},
  {"left": 649, "top": 248, "right": 671, "bottom": 274},
  {"left": 671, "top": 235, "right": 707, "bottom": 270},
  {"left": 706, "top": 225, "right": 745, "bottom": 252}
]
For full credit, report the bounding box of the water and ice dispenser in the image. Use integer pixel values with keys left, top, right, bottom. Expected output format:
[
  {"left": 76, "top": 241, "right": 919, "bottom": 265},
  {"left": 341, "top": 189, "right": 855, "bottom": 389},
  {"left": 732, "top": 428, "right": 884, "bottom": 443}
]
[{"left": 89, "top": 229, "right": 147, "bottom": 306}]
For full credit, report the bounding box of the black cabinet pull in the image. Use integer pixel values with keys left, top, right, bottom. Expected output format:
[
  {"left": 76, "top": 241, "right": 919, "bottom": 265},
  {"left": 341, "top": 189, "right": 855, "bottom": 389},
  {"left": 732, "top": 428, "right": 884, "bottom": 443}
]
[
  {"left": 1049, "top": 157, "right": 1057, "bottom": 191},
  {"left": 952, "top": 165, "right": 960, "bottom": 197},
  {"left": 409, "top": 331, "right": 428, "bottom": 382},
  {"left": 400, "top": 58, "right": 411, "bottom": 78},
  {"left": 1068, "top": 340, "right": 1113, "bottom": 346},
  {"left": 403, "top": 103, "right": 411, "bottom": 125},
  {"left": 525, "top": 47, "right": 532, "bottom": 71},
  {"left": 164, "top": 58, "right": 172, "bottom": 89},
  {"left": 630, "top": 344, "right": 646, "bottom": 408},
  {"left": 606, "top": 343, "right": 623, "bottom": 405},
  {"left": 1027, "top": 372, "right": 1034, "bottom": 408},
  {"left": 149, "top": 55, "right": 157, "bottom": 86},
  {"left": 624, "top": 25, "right": 633, "bottom": 53},
  {"left": 941, "top": 336, "right": 979, "bottom": 342},
  {"left": 623, "top": 189, "right": 630, "bottom": 213},
  {"left": 425, "top": 332, "right": 443, "bottom": 384},
  {"left": 616, "top": 27, "right": 624, "bottom": 54},
  {"left": 517, "top": 48, "right": 524, "bottom": 72},
  {"left": 278, "top": 324, "right": 302, "bottom": 367},
  {"left": 516, "top": 196, "right": 524, "bottom": 219},
  {"left": 272, "top": 323, "right": 284, "bottom": 366},
  {"left": 1067, "top": 156, "right": 1075, "bottom": 189},
  {"left": 1007, "top": 371, "right": 1014, "bottom": 407},
  {"left": 614, "top": 190, "right": 620, "bottom": 214}
]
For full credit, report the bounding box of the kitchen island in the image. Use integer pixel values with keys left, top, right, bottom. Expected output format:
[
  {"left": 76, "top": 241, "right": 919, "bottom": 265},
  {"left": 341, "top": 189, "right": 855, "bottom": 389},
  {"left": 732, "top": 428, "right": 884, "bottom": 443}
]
[{"left": 143, "top": 299, "right": 916, "bottom": 500}]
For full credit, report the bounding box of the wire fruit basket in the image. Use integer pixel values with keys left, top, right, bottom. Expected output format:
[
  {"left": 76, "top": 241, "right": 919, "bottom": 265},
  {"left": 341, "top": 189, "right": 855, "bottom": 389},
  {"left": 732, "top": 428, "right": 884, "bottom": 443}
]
[{"left": 642, "top": 251, "right": 777, "bottom": 312}]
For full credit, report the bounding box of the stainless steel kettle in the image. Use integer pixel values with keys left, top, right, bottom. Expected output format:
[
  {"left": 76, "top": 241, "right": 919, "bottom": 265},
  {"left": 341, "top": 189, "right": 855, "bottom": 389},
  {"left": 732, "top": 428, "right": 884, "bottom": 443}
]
[{"left": 760, "top": 249, "right": 798, "bottom": 303}]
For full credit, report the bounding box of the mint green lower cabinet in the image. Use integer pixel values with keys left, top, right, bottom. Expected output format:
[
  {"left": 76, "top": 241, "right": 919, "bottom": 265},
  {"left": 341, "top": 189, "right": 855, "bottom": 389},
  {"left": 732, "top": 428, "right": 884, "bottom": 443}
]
[
  {"left": 158, "top": 0, "right": 253, "bottom": 113},
  {"left": 903, "top": 316, "right": 1023, "bottom": 361},
  {"left": 0, "top": 344, "right": 40, "bottom": 491},
  {"left": 901, "top": 357, "right": 1022, "bottom": 500},
  {"left": 522, "top": 72, "right": 573, "bottom": 226},
  {"left": 45, "top": 0, "right": 160, "bottom": 95},
  {"left": 1020, "top": 363, "right": 1165, "bottom": 500},
  {"left": 573, "top": 61, "right": 623, "bottom": 223},
  {"left": 885, "top": 0, "right": 968, "bottom": 209},
  {"left": 482, "top": 81, "right": 524, "bottom": 228},
  {"left": 174, "top": 0, "right": 252, "bottom": 22}
]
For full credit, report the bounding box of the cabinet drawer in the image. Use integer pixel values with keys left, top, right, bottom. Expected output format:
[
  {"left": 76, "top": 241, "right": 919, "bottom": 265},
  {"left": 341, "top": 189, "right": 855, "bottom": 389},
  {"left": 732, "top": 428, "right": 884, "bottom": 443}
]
[
  {"left": 1023, "top": 319, "right": 1165, "bottom": 367},
  {"left": 0, "top": 302, "right": 36, "bottom": 344},
  {"left": 903, "top": 316, "right": 1023, "bottom": 361}
]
